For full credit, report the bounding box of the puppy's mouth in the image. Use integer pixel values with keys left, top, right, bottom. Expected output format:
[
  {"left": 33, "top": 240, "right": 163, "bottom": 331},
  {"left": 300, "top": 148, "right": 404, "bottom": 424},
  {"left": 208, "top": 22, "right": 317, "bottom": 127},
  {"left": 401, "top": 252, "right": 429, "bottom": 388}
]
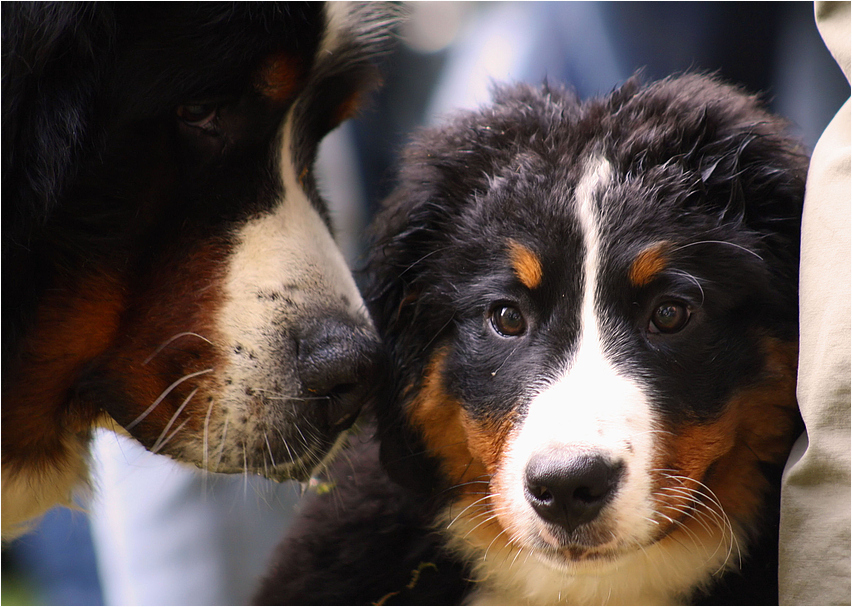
[{"left": 522, "top": 533, "right": 643, "bottom": 574}]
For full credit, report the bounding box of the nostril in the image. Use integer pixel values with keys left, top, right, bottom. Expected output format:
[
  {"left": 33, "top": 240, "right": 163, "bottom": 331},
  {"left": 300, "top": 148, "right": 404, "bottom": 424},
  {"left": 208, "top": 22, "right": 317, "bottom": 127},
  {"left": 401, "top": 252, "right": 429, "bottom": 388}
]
[
  {"left": 524, "top": 452, "right": 623, "bottom": 534},
  {"left": 528, "top": 484, "right": 554, "bottom": 504}
]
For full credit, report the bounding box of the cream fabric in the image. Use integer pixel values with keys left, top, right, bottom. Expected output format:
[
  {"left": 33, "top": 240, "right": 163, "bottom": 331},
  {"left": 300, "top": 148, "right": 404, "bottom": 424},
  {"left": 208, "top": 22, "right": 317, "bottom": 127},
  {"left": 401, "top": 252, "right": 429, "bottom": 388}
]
[{"left": 779, "top": 2, "right": 851, "bottom": 605}]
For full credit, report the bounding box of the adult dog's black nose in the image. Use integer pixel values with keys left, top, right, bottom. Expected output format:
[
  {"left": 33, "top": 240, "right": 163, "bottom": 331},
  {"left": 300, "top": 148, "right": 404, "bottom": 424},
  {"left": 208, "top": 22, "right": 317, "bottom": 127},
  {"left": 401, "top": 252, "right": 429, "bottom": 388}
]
[
  {"left": 297, "top": 315, "right": 382, "bottom": 430},
  {"left": 524, "top": 452, "right": 624, "bottom": 534}
]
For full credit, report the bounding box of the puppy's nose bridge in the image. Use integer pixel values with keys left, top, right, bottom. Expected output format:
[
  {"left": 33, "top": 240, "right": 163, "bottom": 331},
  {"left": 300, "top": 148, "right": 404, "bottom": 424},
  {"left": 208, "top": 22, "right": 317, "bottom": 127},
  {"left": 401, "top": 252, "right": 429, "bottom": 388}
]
[{"left": 524, "top": 451, "right": 624, "bottom": 534}]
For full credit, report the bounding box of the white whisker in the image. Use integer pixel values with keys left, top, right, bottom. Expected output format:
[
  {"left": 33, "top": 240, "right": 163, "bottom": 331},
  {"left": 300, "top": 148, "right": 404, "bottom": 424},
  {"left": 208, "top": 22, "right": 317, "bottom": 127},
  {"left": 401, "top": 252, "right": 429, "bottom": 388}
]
[
  {"left": 151, "top": 388, "right": 198, "bottom": 453},
  {"left": 143, "top": 332, "right": 215, "bottom": 365},
  {"left": 126, "top": 368, "right": 213, "bottom": 430}
]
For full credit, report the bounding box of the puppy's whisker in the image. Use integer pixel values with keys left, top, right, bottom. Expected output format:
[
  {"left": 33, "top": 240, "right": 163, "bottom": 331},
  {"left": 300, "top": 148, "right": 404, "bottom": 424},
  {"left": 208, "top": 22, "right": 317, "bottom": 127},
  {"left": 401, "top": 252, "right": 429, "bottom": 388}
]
[
  {"left": 447, "top": 494, "right": 492, "bottom": 529},
  {"left": 672, "top": 239, "right": 763, "bottom": 260}
]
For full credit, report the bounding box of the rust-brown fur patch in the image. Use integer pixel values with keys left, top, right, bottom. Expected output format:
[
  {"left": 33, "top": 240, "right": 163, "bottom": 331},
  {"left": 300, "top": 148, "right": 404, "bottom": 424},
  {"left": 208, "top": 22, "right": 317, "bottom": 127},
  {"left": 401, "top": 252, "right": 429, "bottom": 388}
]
[
  {"left": 628, "top": 241, "right": 671, "bottom": 287},
  {"left": 100, "top": 240, "right": 230, "bottom": 447},
  {"left": 332, "top": 89, "right": 365, "bottom": 129},
  {"left": 2, "top": 270, "right": 125, "bottom": 473},
  {"left": 507, "top": 239, "right": 543, "bottom": 290},
  {"left": 407, "top": 348, "right": 516, "bottom": 546},
  {"left": 255, "top": 52, "right": 304, "bottom": 103},
  {"left": 652, "top": 336, "right": 799, "bottom": 537}
]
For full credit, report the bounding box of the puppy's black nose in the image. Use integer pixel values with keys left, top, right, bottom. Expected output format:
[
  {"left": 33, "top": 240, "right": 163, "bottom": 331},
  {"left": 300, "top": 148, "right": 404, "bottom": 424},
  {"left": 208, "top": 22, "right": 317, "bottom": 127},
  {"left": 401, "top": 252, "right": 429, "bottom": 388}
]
[
  {"left": 524, "top": 452, "right": 623, "bottom": 534},
  {"left": 296, "top": 315, "right": 382, "bottom": 430}
]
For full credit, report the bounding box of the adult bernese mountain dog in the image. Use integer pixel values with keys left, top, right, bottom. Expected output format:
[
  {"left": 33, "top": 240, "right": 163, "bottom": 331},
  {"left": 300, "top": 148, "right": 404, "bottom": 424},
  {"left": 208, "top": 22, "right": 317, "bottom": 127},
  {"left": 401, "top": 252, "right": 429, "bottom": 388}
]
[
  {"left": 2, "top": 2, "right": 398, "bottom": 538},
  {"left": 256, "top": 74, "right": 807, "bottom": 605}
]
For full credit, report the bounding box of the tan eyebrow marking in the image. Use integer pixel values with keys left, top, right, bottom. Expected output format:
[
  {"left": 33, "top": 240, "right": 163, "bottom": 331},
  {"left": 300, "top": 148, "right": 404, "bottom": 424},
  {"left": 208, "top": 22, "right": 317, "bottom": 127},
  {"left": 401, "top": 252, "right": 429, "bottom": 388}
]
[
  {"left": 256, "top": 52, "right": 302, "bottom": 103},
  {"left": 508, "top": 240, "right": 543, "bottom": 290},
  {"left": 629, "top": 241, "right": 672, "bottom": 287}
]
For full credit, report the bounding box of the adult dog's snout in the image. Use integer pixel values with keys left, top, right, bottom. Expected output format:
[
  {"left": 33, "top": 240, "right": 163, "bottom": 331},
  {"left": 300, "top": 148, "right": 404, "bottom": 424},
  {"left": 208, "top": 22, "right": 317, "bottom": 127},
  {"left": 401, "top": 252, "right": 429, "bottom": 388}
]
[{"left": 297, "top": 315, "right": 382, "bottom": 430}]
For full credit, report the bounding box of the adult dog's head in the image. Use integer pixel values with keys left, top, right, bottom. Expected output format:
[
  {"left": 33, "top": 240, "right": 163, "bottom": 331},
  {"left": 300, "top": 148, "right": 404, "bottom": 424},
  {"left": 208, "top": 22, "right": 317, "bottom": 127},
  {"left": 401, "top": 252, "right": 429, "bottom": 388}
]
[
  {"left": 2, "top": 2, "right": 395, "bottom": 537},
  {"left": 367, "top": 75, "right": 806, "bottom": 603}
]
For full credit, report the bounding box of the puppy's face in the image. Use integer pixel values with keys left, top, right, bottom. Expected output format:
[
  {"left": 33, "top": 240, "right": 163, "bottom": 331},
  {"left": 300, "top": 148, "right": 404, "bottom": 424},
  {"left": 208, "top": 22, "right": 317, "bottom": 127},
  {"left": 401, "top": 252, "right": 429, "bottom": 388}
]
[
  {"left": 372, "top": 77, "right": 804, "bottom": 585},
  {"left": 6, "top": 4, "right": 391, "bottom": 481}
]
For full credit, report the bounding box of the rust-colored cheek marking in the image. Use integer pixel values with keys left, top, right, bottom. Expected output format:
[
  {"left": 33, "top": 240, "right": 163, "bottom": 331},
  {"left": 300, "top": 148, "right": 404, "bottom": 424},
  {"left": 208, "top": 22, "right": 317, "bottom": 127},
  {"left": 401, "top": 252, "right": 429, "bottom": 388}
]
[
  {"left": 103, "top": 240, "right": 230, "bottom": 447},
  {"left": 256, "top": 52, "right": 303, "bottom": 103},
  {"left": 408, "top": 348, "right": 517, "bottom": 547},
  {"left": 3, "top": 271, "right": 125, "bottom": 468},
  {"left": 507, "top": 239, "right": 543, "bottom": 290},
  {"left": 655, "top": 337, "right": 800, "bottom": 535},
  {"left": 628, "top": 241, "right": 671, "bottom": 287}
]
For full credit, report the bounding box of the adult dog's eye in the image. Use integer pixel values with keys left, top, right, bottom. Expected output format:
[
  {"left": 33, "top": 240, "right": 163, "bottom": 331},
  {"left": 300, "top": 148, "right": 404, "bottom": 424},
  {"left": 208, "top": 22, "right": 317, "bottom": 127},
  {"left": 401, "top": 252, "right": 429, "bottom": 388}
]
[
  {"left": 491, "top": 305, "right": 526, "bottom": 337},
  {"left": 649, "top": 302, "right": 691, "bottom": 334},
  {"left": 176, "top": 103, "right": 218, "bottom": 128}
]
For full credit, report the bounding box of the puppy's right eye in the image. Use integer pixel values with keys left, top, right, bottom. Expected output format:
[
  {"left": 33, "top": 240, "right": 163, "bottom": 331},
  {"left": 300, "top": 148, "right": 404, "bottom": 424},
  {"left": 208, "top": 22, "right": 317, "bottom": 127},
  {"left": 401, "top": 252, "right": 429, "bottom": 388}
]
[{"left": 491, "top": 305, "right": 526, "bottom": 337}]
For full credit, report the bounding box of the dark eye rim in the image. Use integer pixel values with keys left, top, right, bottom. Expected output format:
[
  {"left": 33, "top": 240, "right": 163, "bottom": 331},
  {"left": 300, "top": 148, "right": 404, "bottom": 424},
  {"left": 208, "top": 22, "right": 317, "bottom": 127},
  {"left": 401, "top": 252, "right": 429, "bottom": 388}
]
[
  {"left": 647, "top": 300, "right": 692, "bottom": 335},
  {"left": 176, "top": 103, "right": 219, "bottom": 128},
  {"left": 489, "top": 303, "right": 527, "bottom": 337}
]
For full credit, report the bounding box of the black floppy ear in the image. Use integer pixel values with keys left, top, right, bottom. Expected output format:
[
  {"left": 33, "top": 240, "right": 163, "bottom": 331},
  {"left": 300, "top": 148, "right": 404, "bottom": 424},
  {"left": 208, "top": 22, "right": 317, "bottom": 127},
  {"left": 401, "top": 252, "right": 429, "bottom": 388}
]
[
  {"left": 363, "top": 142, "right": 466, "bottom": 495},
  {"left": 677, "top": 77, "right": 808, "bottom": 247},
  {"left": 2, "top": 3, "right": 116, "bottom": 237},
  {"left": 363, "top": 184, "right": 444, "bottom": 495},
  {"left": 677, "top": 76, "right": 808, "bottom": 297}
]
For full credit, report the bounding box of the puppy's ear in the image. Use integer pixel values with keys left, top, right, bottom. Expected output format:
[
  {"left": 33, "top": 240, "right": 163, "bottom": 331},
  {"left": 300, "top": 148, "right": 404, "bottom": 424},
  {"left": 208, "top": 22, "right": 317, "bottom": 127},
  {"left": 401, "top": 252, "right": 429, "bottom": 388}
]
[
  {"left": 680, "top": 76, "right": 808, "bottom": 306},
  {"left": 678, "top": 76, "right": 807, "bottom": 249},
  {"left": 364, "top": 152, "right": 463, "bottom": 494},
  {"left": 365, "top": 185, "right": 444, "bottom": 493},
  {"left": 2, "top": 3, "right": 116, "bottom": 235}
]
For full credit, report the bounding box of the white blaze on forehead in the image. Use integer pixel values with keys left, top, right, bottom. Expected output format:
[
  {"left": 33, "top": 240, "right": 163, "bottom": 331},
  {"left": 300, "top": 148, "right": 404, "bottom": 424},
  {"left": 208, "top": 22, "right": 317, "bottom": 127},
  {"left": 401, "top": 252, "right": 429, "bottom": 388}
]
[{"left": 518, "top": 157, "right": 654, "bottom": 452}]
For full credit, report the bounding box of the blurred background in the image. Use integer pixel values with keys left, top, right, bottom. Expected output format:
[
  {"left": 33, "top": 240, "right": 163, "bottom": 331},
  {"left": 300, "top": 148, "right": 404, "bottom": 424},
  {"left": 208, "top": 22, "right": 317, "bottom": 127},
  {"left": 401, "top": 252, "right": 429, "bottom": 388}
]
[{"left": 3, "top": 2, "right": 848, "bottom": 605}]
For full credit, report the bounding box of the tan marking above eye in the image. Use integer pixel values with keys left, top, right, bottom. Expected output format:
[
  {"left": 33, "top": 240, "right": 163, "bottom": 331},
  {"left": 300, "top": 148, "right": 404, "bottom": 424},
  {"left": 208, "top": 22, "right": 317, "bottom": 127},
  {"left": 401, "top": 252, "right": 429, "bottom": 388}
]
[
  {"left": 507, "top": 239, "right": 543, "bottom": 290},
  {"left": 629, "top": 241, "right": 671, "bottom": 287},
  {"left": 255, "top": 52, "right": 303, "bottom": 103}
]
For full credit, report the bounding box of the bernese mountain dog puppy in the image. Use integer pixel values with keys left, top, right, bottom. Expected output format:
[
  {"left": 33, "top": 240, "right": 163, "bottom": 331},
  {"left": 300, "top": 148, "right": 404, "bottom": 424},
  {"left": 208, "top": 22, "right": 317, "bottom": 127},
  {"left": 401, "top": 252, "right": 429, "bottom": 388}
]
[
  {"left": 2, "top": 2, "right": 398, "bottom": 538},
  {"left": 256, "top": 74, "right": 807, "bottom": 605}
]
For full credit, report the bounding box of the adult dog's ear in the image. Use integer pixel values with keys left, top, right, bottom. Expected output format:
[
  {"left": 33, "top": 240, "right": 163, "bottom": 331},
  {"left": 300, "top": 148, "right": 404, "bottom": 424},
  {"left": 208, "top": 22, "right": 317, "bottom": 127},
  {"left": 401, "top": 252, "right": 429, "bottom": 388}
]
[
  {"left": 289, "top": 3, "right": 400, "bottom": 203},
  {"left": 2, "top": 3, "right": 116, "bottom": 235}
]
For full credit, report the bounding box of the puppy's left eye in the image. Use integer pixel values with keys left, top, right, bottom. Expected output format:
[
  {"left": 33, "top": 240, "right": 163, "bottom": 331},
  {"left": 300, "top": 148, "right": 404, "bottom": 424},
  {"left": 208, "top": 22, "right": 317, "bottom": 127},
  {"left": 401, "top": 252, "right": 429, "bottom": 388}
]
[
  {"left": 176, "top": 103, "right": 218, "bottom": 128},
  {"left": 491, "top": 305, "right": 526, "bottom": 337},
  {"left": 649, "top": 302, "right": 691, "bottom": 334}
]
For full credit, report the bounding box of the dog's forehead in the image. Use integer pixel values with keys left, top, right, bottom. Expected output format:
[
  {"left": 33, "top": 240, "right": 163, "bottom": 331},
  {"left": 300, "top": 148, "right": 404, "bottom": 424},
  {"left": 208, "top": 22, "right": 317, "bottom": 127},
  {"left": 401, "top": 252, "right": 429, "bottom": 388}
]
[
  {"left": 110, "top": 5, "right": 324, "bottom": 106},
  {"left": 465, "top": 152, "right": 679, "bottom": 288}
]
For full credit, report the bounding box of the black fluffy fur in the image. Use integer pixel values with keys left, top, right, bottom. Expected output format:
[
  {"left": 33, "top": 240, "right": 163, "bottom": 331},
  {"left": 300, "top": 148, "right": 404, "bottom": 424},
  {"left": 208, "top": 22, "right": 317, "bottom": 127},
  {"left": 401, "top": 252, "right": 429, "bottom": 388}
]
[{"left": 263, "top": 74, "right": 807, "bottom": 605}]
